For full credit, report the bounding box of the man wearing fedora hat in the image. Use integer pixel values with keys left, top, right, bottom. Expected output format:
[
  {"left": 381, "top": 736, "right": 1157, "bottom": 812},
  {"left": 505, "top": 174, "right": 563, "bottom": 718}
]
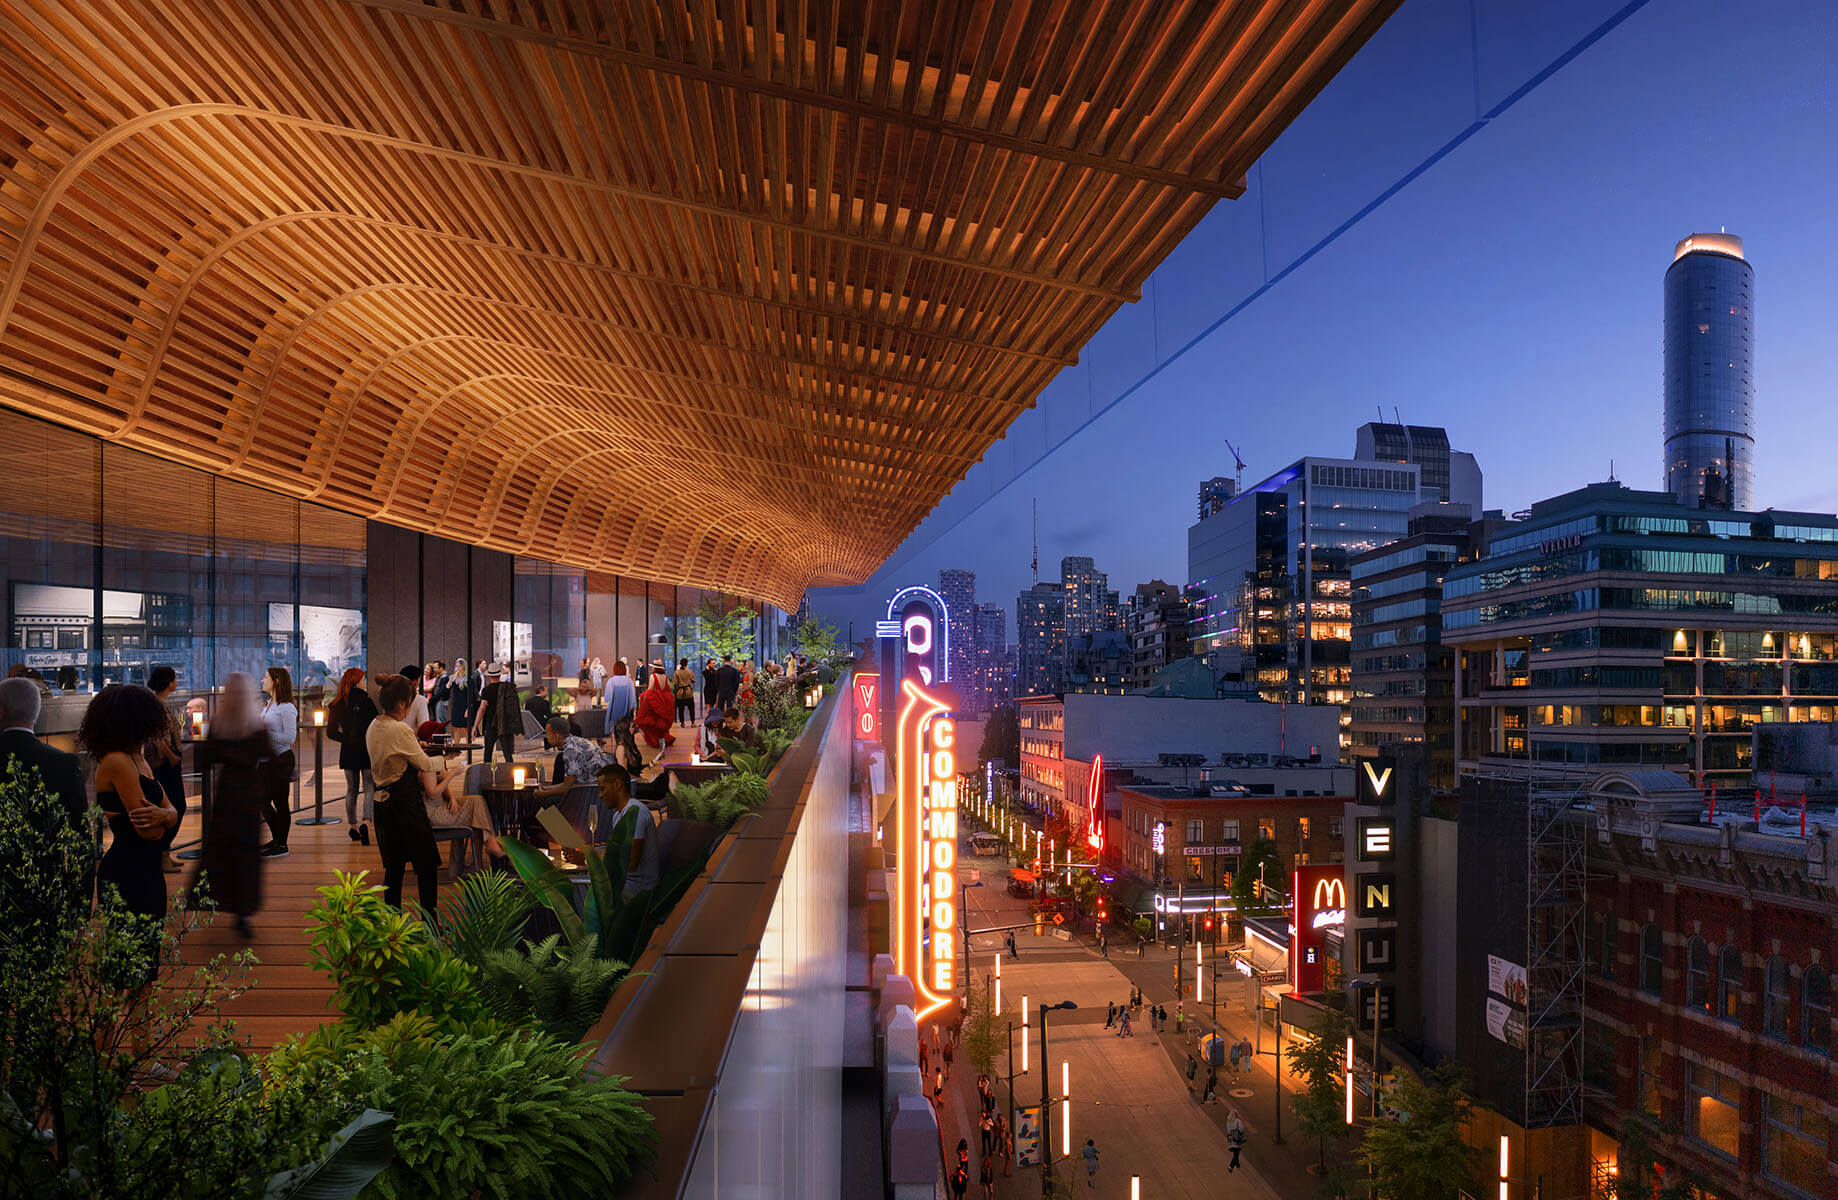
[{"left": 472, "top": 660, "right": 523, "bottom": 764}]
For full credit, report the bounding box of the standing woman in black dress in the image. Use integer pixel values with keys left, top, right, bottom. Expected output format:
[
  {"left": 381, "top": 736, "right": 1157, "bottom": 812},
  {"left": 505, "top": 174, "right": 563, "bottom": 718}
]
[
  {"left": 146, "top": 665, "right": 187, "bottom": 874},
  {"left": 328, "top": 667, "right": 378, "bottom": 845},
  {"left": 78, "top": 684, "right": 180, "bottom": 986}
]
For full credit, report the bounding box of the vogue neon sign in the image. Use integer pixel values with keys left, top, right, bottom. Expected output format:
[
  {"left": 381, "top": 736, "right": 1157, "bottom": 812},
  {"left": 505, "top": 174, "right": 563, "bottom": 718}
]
[{"left": 895, "top": 678, "right": 957, "bottom": 1020}]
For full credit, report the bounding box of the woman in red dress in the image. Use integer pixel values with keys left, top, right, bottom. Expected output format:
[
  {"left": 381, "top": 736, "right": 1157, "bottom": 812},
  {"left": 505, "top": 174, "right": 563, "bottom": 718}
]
[{"left": 633, "top": 670, "right": 677, "bottom": 754}]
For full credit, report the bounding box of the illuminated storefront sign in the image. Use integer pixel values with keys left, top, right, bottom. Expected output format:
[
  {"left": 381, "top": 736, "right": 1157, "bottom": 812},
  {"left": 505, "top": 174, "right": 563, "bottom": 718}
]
[
  {"left": 1291, "top": 864, "right": 1344, "bottom": 994},
  {"left": 1310, "top": 874, "right": 1347, "bottom": 931},
  {"left": 1356, "top": 872, "right": 1396, "bottom": 919},
  {"left": 1152, "top": 820, "right": 1166, "bottom": 856},
  {"left": 1084, "top": 756, "right": 1105, "bottom": 854},
  {"left": 853, "top": 673, "right": 880, "bottom": 742},
  {"left": 895, "top": 678, "right": 957, "bottom": 1021}
]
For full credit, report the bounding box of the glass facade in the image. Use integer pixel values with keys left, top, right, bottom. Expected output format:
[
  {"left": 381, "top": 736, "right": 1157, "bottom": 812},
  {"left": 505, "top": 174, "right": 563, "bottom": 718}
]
[
  {"left": 1664, "top": 243, "right": 1754, "bottom": 510},
  {"left": 0, "top": 410, "right": 366, "bottom": 726}
]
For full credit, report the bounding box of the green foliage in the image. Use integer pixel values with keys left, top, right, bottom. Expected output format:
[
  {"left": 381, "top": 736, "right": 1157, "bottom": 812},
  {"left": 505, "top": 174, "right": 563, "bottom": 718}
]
[
  {"left": 473, "top": 935, "right": 628, "bottom": 1042},
  {"left": 0, "top": 768, "right": 384, "bottom": 1200},
  {"left": 501, "top": 808, "right": 714, "bottom": 966},
  {"left": 303, "top": 873, "right": 496, "bottom": 1036},
  {"left": 977, "top": 705, "right": 1019, "bottom": 769},
  {"left": 961, "top": 976, "right": 1004, "bottom": 1078},
  {"left": 270, "top": 1020, "right": 656, "bottom": 1200},
  {"left": 1285, "top": 1005, "right": 1353, "bottom": 1170},
  {"left": 716, "top": 736, "right": 777, "bottom": 776},
  {"left": 264, "top": 1109, "right": 396, "bottom": 1200},
  {"left": 1231, "top": 837, "right": 1283, "bottom": 915},
  {"left": 419, "top": 872, "right": 533, "bottom": 962},
  {"left": 671, "top": 771, "right": 771, "bottom": 827},
  {"left": 789, "top": 617, "right": 840, "bottom": 664},
  {"left": 1612, "top": 1118, "right": 1712, "bottom": 1200},
  {"left": 1359, "top": 1062, "right": 1484, "bottom": 1200},
  {"left": 694, "top": 597, "right": 757, "bottom": 661}
]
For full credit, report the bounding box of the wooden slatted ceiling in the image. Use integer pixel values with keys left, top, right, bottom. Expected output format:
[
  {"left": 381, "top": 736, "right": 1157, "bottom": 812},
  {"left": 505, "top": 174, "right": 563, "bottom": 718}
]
[{"left": 0, "top": 0, "right": 1400, "bottom": 608}]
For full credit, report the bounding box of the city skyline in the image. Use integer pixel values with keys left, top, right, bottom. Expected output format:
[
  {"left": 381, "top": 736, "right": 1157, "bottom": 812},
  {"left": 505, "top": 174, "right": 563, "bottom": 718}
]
[{"left": 809, "top": 1, "right": 1838, "bottom": 639}]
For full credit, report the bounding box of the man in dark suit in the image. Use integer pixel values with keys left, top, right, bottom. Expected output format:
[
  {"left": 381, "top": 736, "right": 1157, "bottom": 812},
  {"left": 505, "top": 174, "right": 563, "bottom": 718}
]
[
  {"left": 715, "top": 655, "right": 741, "bottom": 711},
  {"left": 0, "top": 675, "right": 93, "bottom": 902}
]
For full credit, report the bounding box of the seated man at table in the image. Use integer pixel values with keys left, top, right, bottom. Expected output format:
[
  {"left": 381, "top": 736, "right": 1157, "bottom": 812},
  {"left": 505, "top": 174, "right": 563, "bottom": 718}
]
[
  {"left": 523, "top": 684, "right": 553, "bottom": 728},
  {"left": 597, "top": 762, "right": 658, "bottom": 898},
  {"left": 532, "top": 715, "right": 612, "bottom": 802},
  {"left": 706, "top": 707, "right": 764, "bottom": 762}
]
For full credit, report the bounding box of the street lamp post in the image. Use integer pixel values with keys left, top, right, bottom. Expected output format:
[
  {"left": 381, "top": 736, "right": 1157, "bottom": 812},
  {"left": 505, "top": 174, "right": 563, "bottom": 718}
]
[
  {"left": 1038, "top": 999, "right": 1077, "bottom": 1200},
  {"left": 960, "top": 880, "right": 986, "bottom": 1003}
]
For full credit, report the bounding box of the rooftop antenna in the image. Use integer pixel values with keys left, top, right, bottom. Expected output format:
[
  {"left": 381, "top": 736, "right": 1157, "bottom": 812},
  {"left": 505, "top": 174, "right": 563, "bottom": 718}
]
[
  {"left": 1609, "top": 458, "right": 1617, "bottom": 481},
  {"left": 1031, "top": 498, "right": 1038, "bottom": 585}
]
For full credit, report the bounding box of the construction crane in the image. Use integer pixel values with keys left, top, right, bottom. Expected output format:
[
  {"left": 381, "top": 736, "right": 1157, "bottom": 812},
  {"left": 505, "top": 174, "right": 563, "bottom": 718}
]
[{"left": 1223, "top": 438, "right": 1247, "bottom": 491}]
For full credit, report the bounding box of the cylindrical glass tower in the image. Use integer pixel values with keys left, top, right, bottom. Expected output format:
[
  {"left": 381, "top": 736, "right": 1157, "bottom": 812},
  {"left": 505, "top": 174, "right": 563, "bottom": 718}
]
[{"left": 1664, "top": 233, "right": 1753, "bottom": 510}]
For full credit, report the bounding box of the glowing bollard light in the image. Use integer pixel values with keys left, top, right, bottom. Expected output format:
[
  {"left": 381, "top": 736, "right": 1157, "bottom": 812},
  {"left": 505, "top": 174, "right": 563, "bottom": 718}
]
[
  {"left": 1345, "top": 1036, "right": 1355, "bottom": 1124},
  {"left": 994, "top": 955, "right": 1002, "bottom": 1014}
]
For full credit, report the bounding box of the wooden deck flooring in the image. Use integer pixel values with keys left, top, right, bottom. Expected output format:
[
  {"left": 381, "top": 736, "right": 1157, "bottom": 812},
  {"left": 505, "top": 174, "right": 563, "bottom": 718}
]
[{"left": 167, "top": 726, "right": 698, "bottom": 1052}]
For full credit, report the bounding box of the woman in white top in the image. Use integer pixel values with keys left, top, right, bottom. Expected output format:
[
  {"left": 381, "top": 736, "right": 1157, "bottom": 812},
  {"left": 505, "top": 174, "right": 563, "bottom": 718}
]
[
  {"left": 259, "top": 666, "right": 299, "bottom": 857},
  {"left": 589, "top": 656, "right": 607, "bottom": 695}
]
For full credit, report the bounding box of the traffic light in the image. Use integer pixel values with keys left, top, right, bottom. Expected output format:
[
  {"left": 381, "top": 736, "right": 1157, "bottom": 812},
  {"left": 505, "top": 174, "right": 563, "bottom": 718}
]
[{"left": 1203, "top": 914, "right": 1213, "bottom": 932}]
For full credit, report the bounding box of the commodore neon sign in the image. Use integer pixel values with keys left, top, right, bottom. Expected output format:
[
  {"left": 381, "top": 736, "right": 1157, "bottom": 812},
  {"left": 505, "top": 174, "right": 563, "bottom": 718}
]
[
  {"left": 895, "top": 678, "right": 957, "bottom": 1020},
  {"left": 877, "top": 585, "right": 951, "bottom": 685}
]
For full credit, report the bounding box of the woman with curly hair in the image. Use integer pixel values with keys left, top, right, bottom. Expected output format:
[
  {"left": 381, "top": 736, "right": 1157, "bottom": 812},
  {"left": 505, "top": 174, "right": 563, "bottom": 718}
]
[{"left": 78, "top": 684, "right": 180, "bottom": 979}]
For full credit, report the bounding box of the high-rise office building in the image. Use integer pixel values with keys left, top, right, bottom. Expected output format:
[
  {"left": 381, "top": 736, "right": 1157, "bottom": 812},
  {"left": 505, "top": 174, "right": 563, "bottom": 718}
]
[
  {"left": 1060, "top": 555, "right": 1120, "bottom": 637},
  {"left": 1664, "top": 232, "right": 1754, "bottom": 511},
  {"left": 1443, "top": 481, "right": 1838, "bottom": 787},
  {"left": 1125, "top": 579, "right": 1191, "bottom": 689},
  {"left": 1198, "top": 476, "right": 1238, "bottom": 520},
  {"left": 1016, "top": 581, "right": 1066, "bottom": 696},
  {"left": 1348, "top": 503, "right": 1497, "bottom": 788},
  {"left": 1187, "top": 424, "right": 1481, "bottom": 723},
  {"left": 936, "top": 568, "right": 977, "bottom": 698}
]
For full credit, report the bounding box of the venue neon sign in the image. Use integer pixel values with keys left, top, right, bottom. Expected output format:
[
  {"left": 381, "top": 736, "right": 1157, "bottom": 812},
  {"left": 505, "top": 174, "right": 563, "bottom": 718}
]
[
  {"left": 895, "top": 678, "right": 957, "bottom": 1020},
  {"left": 1085, "top": 755, "right": 1105, "bottom": 854}
]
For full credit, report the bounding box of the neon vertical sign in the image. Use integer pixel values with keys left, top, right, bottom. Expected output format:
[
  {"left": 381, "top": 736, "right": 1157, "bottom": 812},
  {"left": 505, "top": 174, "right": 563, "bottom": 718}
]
[
  {"left": 853, "top": 672, "right": 880, "bottom": 741},
  {"left": 895, "top": 678, "right": 957, "bottom": 1020},
  {"left": 1085, "top": 754, "right": 1105, "bottom": 854}
]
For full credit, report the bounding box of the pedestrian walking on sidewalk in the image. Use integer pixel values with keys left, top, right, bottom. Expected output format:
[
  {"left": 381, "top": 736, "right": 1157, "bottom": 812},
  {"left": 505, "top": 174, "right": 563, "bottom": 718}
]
[
  {"left": 1175, "top": 1002, "right": 1184, "bottom": 1033},
  {"left": 1105, "top": 1001, "right": 1116, "bottom": 1029},
  {"left": 1081, "top": 1138, "right": 1100, "bottom": 1188},
  {"left": 1006, "top": 930, "right": 1019, "bottom": 959},
  {"left": 998, "top": 1115, "right": 1012, "bottom": 1177},
  {"left": 1138, "top": 934, "right": 1145, "bottom": 956},
  {"left": 979, "top": 1107, "right": 995, "bottom": 1155},
  {"left": 933, "top": 1069, "right": 945, "bottom": 1108},
  {"left": 1100, "top": 933, "right": 1108, "bottom": 957},
  {"left": 1119, "top": 1009, "right": 1133, "bottom": 1038},
  {"left": 1186, "top": 1051, "right": 1199, "bottom": 1090},
  {"left": 1202, "top": 1067, "right": 1218, "bottom": 1105},
  {"left": 980, "top": 1154, "right": 995, "bottom": 1198},
  {"left": 1226, "top": 1110, "right": 1247, "bottom": 1171},
  {"left": 919, "top": 1038, "right": 928, "bottom": 1075},
  {"left": 943, "top": 1035, "right": 954, "bottom": 1073},
  {"left": 950, "top": 1164, "right": 968, "bottom": 1200},
  {"left": 1229, "top": 1038, "right": 1242, "bottom": 1075}
]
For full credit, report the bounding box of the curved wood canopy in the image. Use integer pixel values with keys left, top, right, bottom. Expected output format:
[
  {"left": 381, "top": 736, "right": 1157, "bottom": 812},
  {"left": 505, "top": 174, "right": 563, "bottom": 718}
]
[{"left": 0, "top": 0, "right": 1399, "bottom": 608}]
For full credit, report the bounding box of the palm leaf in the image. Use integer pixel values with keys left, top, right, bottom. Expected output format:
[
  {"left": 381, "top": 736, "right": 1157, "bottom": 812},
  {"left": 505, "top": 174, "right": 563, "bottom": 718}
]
[
  {"left": 264, "top": 1109, "right": 396, "bottom": 1199},
  {"left": 582, "top": 808, "right": 636, "bottom": 947},
  {"left": 499, "top": 836, "right": 588, "bottom": 950}
]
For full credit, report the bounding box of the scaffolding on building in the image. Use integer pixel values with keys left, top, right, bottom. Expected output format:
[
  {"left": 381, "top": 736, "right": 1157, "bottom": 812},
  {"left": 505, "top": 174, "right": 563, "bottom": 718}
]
[{"left": 1523, "top": 774, "right": 1590, "bottom": 1129}]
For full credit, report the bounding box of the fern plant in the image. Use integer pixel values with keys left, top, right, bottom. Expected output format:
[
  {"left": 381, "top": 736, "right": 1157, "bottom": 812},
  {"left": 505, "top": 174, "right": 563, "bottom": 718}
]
[
  {"left": 671, "top": 771, "right": 769, "bottom": 827},
  {"left": 420, "top": 872, "right": 534, "bottom": 962},
  {"left": 473, "top": 934, "right": 628, "bottom": 1041}
]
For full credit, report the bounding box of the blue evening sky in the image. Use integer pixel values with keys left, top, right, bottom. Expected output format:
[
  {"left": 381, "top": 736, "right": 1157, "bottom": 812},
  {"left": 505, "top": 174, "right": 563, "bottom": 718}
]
[{"left": 811, "top": 1, "right": 1838, "bottom": 638}]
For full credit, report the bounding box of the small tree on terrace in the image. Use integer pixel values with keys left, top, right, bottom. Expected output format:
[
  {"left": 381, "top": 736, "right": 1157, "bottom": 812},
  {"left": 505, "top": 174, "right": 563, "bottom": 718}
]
[
  {"left": 1286, "top": 1003, "right": 1353, "bottom": 1172},
  {"left": 1359, "top": 1061, "right": 1484, "bottom": 1199},
  {"left": 694, "top": 597, "right": 756, "bottom": 661},
  {"left": 789, "top": 616, "right": 840, "bottom": 665}
]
